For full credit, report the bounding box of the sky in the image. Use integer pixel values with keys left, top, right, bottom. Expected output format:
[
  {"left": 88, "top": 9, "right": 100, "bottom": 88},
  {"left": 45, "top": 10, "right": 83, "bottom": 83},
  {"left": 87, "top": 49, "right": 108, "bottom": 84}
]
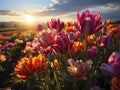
[{"left": 0, "top": 0, "right": 120, "bottom": 23}]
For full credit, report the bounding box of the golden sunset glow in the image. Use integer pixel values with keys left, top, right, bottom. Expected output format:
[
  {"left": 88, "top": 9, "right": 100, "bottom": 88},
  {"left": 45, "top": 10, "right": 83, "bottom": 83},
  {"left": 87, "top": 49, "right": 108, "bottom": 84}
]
[{"left": 23, "top": 15, "right": 35, "bottom": 24}]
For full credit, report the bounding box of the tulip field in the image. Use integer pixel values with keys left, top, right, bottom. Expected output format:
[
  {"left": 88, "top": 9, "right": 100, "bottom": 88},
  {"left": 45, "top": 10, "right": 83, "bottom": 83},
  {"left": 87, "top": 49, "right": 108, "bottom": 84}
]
[{"left": 0, "top": 10, "right": 120, "bottom": 90}]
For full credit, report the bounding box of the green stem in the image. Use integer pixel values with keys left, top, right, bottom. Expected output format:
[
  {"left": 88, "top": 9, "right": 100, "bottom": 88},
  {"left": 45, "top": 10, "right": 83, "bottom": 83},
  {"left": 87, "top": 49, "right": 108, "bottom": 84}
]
[{"left": 73, "top": 78, "right": 78, "bottom": 90}]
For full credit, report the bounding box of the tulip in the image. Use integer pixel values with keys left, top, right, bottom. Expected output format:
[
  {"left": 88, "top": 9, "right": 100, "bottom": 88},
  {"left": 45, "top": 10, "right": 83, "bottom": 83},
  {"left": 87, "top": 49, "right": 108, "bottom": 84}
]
[
  {"left": 65, "top": 21, "right": 76, "bottom": 32},
  {"left": 68, "top": 31, "right": 81, "bottom": 41},
  {"left": 87, "top": 35, "right": 96, "bottom": 45},
  {"left": 98, "top": 35, "right": 112, "bottom": 47},
  {"left": 67, "top": 58, "right": 92, "bottom": 80},
  {"left": 0, "top": 34, "right": 5, "bottom": 40},
  {"left": 34, "top": 30, "right": 55, "bottom": 48},
  {"left": 52, "top": 31, "right": 73, "bottom": 54},
  {"left": 100, "top": 52, "right": 120, "bottom": 78},
  {"left": 75, "top": 10, "right": 104, "bottom": 36},
  {"left": 36, "top": 23, "right": 43, "bottom": 31},
  {"left": 15, "top": 39, "right": 23, "bottom": 44},
  {"left": 87, "top": 46, "right": 98, "bottom": 58},
  {"left": 0, "top": 44, "right": 2, "bottom": 49},
  {"left": 71, "top": 41, "right": 85, "bottom": 54},
  {"left": 31, "top": 42, "right": 41, "bottom": 53},
  {"left": 106, "top": 24, "right": 118, "bottom": 36},
  {"left": 47, "top": 18, "right": 64, "bottom": 32},
  {"left": 15, "top": 54, "right": 47, "bottom": 79},
  {"left": 0, "top": 54, "right": 6, "bottom": 63},
  {"left": 115, "top": 33, "right": 120, "bottom": 40},
  {"left": 51, "top": 59, "right": 59, "bottom": 69}
]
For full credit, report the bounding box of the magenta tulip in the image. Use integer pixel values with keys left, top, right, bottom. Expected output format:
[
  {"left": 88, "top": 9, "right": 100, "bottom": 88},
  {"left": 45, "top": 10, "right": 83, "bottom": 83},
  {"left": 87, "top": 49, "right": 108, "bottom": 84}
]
[
  {"left": 75, "top": 10, "right": 104, "bottom": 36},
  {"left": 87, "top": 46, "right": 98, "bottom": 58},
  {"left": 98, "top": 35, "right": 112, "bottom": 47},
  {"left": 52, "top": 31, "right": 73, "bottom": 54},
  {"left": 100, "top": 52, "right": 120, "bottom": 78},
  {"left": 36, "top": 24, "right": 43, "bottom": 31},
  {"left": 47, "top": 18, "right": 64, "bottom": 32}
]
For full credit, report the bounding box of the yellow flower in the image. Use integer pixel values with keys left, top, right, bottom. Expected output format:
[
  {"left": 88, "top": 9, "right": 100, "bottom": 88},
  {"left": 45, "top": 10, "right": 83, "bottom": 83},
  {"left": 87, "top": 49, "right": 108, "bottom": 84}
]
[
  {"left": 87, "top": 34, "right": 96, "bottom": 45},
  {"left": 71, "top": 41, "right": 85, "bottom": 54},
  {"left": 0, "top": 54, "right": 6, "bottom": 63},
  {"left": 51, "top": 59, "right": 59, "bottom": 69},
  {"left": 65, "top": 21, "right": 76, "bottom": 32},
  {"left": 107, "top": 25, "right": 118, "bottom": 36},
  {"left": 15, "top": 39, "right": 23, "bottom": 44}
]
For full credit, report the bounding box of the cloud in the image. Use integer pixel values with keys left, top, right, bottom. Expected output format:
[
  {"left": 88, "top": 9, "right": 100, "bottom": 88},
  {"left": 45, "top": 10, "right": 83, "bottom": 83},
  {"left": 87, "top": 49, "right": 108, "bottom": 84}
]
[
  {"left": 34, "top": 0, "right": 120, "bottom": 20},
  {"left": 99, "top": 3, "right": 120, "bottom": 13},
  {"left": 0, "top": 0, "right": 120, "bottom": 21},
  {"left": 0, "top": 10, "right": 22, "bottom": 16}
]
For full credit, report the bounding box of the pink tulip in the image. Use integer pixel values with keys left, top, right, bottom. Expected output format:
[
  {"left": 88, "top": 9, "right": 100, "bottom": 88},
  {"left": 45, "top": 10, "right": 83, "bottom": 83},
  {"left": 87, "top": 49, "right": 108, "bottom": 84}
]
[
  {"left": 108, "top": 52, "right": 120, "bottom": 64},
  {"left": 31, "top": 42, "right": 41, "bottom": 53},
  {"left": 52, "top": 31, "right": 73, "bottom": 54},
  {"left": 100, "top": 52, "right": 120, "bottom": 78},
  {"left": 34, "top": 30, "right": 55, "bottom": 48},
  {"left": 98, "top": 35, "right": 112, "bottom": 47},
  {"left": 36, "top": 24, "right": 43, "bottom": 31},
  {"left": 87, "top": 46, "right": 98, "bottom": 58},
  {"left": 67, "top": 58, "right": 92, "bottom": 80},
  {"left": 75, "top": 10, "right": 104, "bottom": 36},
  {"left": 47, "top": 18, "right": 64, "bottom": 32}
]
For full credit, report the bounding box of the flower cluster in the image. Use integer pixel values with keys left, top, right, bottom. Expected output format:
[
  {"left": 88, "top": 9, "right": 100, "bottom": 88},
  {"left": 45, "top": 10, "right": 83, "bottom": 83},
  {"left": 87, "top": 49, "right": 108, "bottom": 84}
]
[
  {"left": 0, "top": 9, "right": 120, "bottom": 90},
  {"left": 15, "top": 54, "right": 47, "bottom": 79}
]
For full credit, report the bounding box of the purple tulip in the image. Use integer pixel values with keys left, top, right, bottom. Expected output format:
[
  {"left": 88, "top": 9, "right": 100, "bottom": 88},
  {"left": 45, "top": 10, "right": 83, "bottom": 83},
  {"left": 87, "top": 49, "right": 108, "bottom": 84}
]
[
  {"left": 98, "top": 35, "right": 112, "bottom": 47},
  {"left": 87, "top": 46, "right": 98, "bottom": 58},
  {"left": 100, "top": 52, "right": 120, "bottom": 78}
]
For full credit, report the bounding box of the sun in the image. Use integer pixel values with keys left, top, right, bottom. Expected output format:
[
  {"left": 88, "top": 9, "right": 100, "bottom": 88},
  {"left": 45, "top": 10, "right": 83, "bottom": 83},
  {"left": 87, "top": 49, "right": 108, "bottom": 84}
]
[{"left": 23, "top": 14, "right": 35, "bottom": 24}]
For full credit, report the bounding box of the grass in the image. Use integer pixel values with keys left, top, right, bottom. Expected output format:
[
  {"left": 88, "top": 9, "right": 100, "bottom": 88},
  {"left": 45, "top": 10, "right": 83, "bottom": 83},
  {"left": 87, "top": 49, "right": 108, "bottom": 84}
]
[{"left": 0, "top": 26, "right": 35, "bottom": 33}]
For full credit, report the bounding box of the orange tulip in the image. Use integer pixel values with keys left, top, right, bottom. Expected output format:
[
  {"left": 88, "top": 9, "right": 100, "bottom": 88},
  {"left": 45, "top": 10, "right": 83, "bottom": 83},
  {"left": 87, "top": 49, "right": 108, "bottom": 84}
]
[
  {"left": 0, "top": 54, "right": 6, "bottom": 63},
  {"left": 65, "top": 21, "right": 76, "bottom": 32},
  {"left": 71, "top": 41, "right": 85, "bottom": 54},
  {"left": 107, "top": 25, "right": 118, "bottom": 36},
  {"left": 15, "top": 54, "right": 47, "bottom": 79},
  {"left": 87, "top": 35, "right": 96, "bottom": 45},
  {"left": 0, "top": 44, "right": 2, "bottom": 49}
]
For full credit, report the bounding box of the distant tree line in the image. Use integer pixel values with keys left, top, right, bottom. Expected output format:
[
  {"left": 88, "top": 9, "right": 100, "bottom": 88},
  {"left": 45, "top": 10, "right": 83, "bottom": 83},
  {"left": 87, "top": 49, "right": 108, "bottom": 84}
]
[
  {"left": 0, "top": 24, "right": 18, "bottom": 28},
  {"left": 110, "top": 20, "right": 120, "bottom": 24}
]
